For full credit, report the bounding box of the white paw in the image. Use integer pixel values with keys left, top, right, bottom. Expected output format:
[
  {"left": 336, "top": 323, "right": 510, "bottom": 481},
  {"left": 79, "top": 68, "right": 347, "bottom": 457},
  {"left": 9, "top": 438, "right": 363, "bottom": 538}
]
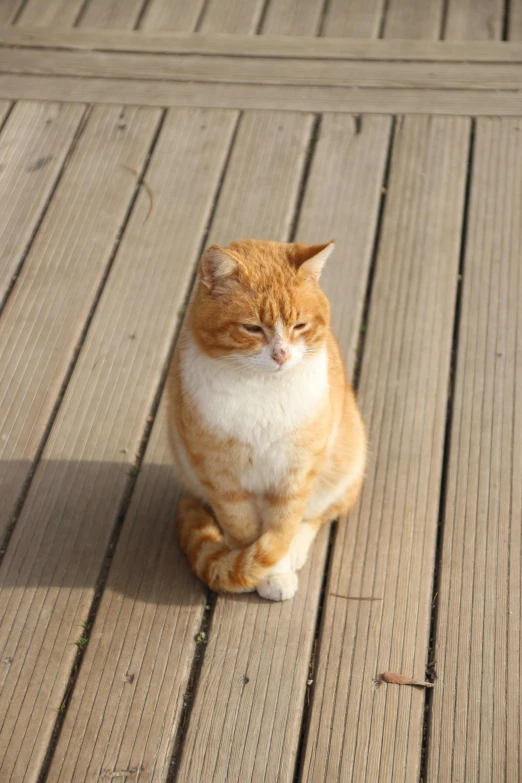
[{"left": 257, "top": 571, "right": 298, "bottom": 602}]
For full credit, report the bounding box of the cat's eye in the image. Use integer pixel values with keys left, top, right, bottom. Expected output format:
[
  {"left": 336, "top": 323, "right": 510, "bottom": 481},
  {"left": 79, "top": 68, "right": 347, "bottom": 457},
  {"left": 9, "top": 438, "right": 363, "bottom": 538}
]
[
  {"left": 294, "top": 323, "right": 307, "bottom": 330},
  {"left": 242, "top": 324, "right": 263, "bottom": 334}
]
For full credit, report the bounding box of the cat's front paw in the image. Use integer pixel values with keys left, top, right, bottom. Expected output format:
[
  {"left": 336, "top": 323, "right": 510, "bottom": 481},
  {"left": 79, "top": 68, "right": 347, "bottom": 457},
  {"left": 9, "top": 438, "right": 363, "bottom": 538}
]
[{"left": 257, "top": 571, "right": 298, "bottom": 602}]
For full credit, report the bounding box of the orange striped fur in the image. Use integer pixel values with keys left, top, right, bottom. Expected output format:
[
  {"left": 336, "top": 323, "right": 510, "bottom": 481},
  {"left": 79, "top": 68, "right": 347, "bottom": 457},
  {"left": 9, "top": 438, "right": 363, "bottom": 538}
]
[{"left": 168, "top": 239, "right": 366, "bottom": 601}]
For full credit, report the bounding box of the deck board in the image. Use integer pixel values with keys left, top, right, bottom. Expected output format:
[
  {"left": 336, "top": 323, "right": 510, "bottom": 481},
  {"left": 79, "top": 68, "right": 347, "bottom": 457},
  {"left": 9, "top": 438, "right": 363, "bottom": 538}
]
[
  {"left": 0, "top": 101, "right": 80, "bottom": 309},
  {"left": 46, "top": 108, "right": 315, "bottom": 783},
  {"left": 177, "top": 113, "right": 392, "bottom": 783},
  {"left": 6, "top": 47, "right": 522, "bottom": 89},
  {"left": 199, "top": 0, "right": 265, "bottom": 33},
  {"left": 444, "top": 0, "right": 503, "bottom": 40},
  {"left": 16, "top": 0, "right": 84, "bottom": 27},
  {"left": 384, "top": 0, "right": 443, "bottom": 38},
  {"left": 0, "top": 108, "right": 236, "bottom": 783},
  {"left": 139, "top": 0, "right": 204, "bottom": 31},
  {"left": 261, "top": 0, "right": 324, "bottom": 35},
  {"left": 427, "top": 118, "right": 522, "bottom": 783},
  {"left": 0, "top": 105, "right": 160, "bottom": 544},
  {"left": 302, "top": 116, "right": 471, "bottom": 783},
  {"left": 321, "top": 0, "right": 384, "bottom": 37}
]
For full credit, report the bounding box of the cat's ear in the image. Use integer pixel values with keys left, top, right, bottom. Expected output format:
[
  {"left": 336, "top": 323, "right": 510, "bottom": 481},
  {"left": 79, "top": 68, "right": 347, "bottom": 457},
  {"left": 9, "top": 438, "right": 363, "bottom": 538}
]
[
  {"left": 200, "top": 245, "right": 238, "bottom": 291},
  {"left": 295, "top": 241, "right": 335, "bottom": 281}
]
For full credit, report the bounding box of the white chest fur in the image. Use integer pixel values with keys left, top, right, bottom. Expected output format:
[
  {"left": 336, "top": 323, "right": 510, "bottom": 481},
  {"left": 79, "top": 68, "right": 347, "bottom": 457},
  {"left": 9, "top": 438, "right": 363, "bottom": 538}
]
[{"left": 179, "top": 336, "right": 329, "bottom": 492}]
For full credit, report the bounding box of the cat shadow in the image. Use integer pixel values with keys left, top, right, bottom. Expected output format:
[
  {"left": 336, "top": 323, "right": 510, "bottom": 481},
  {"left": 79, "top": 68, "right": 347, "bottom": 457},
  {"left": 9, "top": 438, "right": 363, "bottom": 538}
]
[{"left": 0, "top": 459, "right": 203, "bottom": 608}]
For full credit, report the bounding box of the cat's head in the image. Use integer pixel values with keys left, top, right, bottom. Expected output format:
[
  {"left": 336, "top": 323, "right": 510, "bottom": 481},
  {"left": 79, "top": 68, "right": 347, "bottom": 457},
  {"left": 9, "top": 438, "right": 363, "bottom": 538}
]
[{"left": 190, "top": 239, "right": 334, "bottom": 373}]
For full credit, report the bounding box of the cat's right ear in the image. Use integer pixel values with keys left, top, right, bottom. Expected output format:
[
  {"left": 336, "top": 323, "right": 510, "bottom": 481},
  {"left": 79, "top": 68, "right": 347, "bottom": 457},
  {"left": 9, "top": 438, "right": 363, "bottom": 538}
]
[{"left": 200, "top": 246, "right": 238, "bottom": 292}]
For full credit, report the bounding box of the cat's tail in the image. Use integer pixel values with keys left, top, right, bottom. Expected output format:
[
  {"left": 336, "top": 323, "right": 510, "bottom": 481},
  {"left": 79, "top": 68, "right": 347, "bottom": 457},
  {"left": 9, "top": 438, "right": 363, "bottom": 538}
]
[{"left": 177, "top": 496, "right": 288, "bottom": 592}]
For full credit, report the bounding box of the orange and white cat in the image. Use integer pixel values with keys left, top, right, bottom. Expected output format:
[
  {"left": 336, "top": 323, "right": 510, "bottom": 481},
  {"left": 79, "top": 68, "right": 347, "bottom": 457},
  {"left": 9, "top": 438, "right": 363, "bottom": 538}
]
[{"left": 167, "top": 239, "right": 366, "bottom": 601}]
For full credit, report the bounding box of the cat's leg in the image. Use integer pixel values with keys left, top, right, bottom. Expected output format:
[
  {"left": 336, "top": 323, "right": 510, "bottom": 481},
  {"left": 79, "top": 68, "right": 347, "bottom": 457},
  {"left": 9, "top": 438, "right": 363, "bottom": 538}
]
[
  {"left": 288, "top": 519, "right": 322, "bottom": 572},
  {"left": 288, "top": 470, "right": 365, "bottom": 572},
  {"left": 256, "top": 479, "right": 315, "bottom": 601}
]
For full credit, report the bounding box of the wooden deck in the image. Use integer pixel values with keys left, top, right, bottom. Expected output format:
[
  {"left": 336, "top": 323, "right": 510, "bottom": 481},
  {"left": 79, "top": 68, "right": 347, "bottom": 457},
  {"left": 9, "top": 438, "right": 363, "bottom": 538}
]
[{"left": 0, "top": 1, "right": 521, "bottom": 781}]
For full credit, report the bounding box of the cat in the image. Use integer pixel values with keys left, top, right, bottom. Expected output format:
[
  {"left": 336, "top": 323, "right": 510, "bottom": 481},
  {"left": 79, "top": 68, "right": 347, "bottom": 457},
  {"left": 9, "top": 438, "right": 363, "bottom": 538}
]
[{"left": 167, "top": 239, "right": 366, "bottom": 601}]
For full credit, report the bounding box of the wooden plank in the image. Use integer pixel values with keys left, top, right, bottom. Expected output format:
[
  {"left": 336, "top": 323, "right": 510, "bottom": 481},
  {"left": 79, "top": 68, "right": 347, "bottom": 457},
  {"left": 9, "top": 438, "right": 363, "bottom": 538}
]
[
  {"left": 321, "top": 0, "right": 384, "bottom": 37},
  {"left": 77, "top": 0, "right": 145, "bottom": 29},
  {"left": 199, "top": 0, "right": 265, "bottom": 34},
  {"left": 0, "top": 107, "right": 237, "bottom": 783},
  {"left": 0, "top": 105, "right": 161, "bottom": 543},
  {"left": 176, "top": 113, "right": 392, "bottom": 783},
  {"left": 444, "top": 0, "right": 503, "bottom": 40},
  {"left": 302, "top": 116, "right": 471, "bottom": 783},
  {"left": 427, "top": 118, "right": 522, "bottom": 783},
  {"left": 1, "top": 75, "right": 521, "bottom": 115},
  {"left": 509, "top": 0, "right": 522, "bottom": 39},
  {"left": 139, "top": 0, "right": 204, "bottom": 31},
  {"left": 16, "top": 0, "right": 85, "bottom": 27},
  {"left": 4, "top": 27, "right": 522, "bottom": 61},
  {"left": 3, "top": 47, "right": 522, "bottom": 89},
  {"left": 261, "top": 0, "right": 324, "bottom": 35},
  {"left": 383, "top": 0, "right": 444, "bottom": 38},
  {"left": 0, "top": 101, "right": 84, "bottom": 310},
  {"left": 0, "top": 0, "right": 24, "bottom": 23},
  {"left": 47, "top": 108, "right": 316, "bottom": 783}
]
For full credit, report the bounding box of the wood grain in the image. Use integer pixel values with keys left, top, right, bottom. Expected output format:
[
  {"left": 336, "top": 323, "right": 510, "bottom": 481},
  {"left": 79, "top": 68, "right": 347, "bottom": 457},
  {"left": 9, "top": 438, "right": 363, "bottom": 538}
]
[
  {"left": 0, "top": 74, "right": 521, "bottom": 115},
  {"left": 0, "top": 105, "right": 161, "bottom": 542},
  {"left": 427, "top": 118, "right": 522, "bottom": 783},
  {"left": 176, "top": 113, "right": 392, "bottom": 783},
  {"left": 3, "top": 27, "right": 522, "bottom": 60},
  {"left": 383, "top": 0, "right": 444, "bottom": 38},
  {"left": 3, "top": 47, "right": 522, "bottom": 89},
  {"left": 0, "top": 108, "right": 237, "bottom": 783},
  {"left": 444, "top": 0, "right": 503, "bottom": 40},
  {"left": 322, "top": 0, "right": 385, "bottom": 37},
  {"left": 302, "top": 116, "right": 471, "bottom": 783}
]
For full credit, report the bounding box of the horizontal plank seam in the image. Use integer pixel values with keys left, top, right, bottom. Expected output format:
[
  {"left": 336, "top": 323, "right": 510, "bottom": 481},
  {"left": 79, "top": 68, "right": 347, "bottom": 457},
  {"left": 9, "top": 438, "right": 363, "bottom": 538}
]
[{"left": 1, "top": 69, "right": 522, "bottom": 92}]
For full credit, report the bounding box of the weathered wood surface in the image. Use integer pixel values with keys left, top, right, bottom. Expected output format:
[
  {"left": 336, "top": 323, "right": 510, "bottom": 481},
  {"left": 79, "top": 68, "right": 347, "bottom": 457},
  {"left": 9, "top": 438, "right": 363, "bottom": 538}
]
[
  {"left": 4, "top": 27, "right": 522, "bottom": 59},
  {"left": 1, "top": 75, "right": 521, "bottom": 116},
  {"left": 0, "top": 108, "right": 236, "bottom": 783},
  {"left": 0, "top": 105, "right": 160, "bottom": 544},
  {"left": 3, "top": 47, "right": 522, "bottom": 89},
  {"left": 427, "top": 118, "right": 522, "bottom": 783},
  {"left": 302, "top": 116, "right": 471, "bottom": 783}
]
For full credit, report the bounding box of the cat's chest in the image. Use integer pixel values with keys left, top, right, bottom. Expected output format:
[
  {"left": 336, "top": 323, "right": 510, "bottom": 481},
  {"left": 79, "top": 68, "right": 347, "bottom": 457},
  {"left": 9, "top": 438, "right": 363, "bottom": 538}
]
[{"left": 180, "top": 339, "right": 328, "bottom": 446}]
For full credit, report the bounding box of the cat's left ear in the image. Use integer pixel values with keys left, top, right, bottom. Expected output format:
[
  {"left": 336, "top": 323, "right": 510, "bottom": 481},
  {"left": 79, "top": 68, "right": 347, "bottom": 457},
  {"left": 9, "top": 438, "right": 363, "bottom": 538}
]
[
  {"left": 295, "top": 241, "right": 335, "bottom": 281},
  {"left": 200, "top": 245, "right": 238, "bottom": 291}
]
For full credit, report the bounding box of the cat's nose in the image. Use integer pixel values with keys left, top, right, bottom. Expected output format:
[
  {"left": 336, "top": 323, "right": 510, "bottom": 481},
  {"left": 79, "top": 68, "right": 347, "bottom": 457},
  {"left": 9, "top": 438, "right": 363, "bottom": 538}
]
[{"left": 272, "top": 344, "right": 290, "bottom": 366}]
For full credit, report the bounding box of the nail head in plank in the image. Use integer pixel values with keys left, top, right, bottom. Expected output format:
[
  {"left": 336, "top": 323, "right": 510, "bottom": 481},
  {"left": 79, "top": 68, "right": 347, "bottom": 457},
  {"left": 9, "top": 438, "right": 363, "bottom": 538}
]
[
  {"left": 176, "top": 114, "right": 392, "bottom": 783},
  {"left": 0, "top": 108, "right": 237, "bottom": 783},
  {"left": 0, "top": 105, "right": 161, "bottom": 543},
  {"left": 427, "top": 117, "right": 522, "bottom": 783},
  {"left": 302, "top": 115, "right": 471, "bottom": 783}
]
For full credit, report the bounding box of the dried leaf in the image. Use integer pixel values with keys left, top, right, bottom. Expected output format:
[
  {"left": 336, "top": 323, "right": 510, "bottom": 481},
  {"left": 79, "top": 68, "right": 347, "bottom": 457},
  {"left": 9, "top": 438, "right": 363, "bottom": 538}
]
[{"left": 381, "top": 672, "right": 434, "bottom": 688}]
